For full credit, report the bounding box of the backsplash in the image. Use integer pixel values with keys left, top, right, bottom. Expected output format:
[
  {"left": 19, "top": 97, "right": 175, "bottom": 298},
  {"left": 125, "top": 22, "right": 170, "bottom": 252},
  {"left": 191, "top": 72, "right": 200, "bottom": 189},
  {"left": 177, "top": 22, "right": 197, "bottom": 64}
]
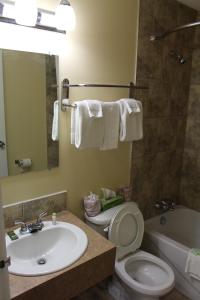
[
  {"left": 3, "top": 191, "right": 67, "bottom": 228},
  {"left": 180, "top": 12, "right": 200, "bottom": 211},
  {"left": 131, "top": 0, "right": 196, "bottom": 219}
]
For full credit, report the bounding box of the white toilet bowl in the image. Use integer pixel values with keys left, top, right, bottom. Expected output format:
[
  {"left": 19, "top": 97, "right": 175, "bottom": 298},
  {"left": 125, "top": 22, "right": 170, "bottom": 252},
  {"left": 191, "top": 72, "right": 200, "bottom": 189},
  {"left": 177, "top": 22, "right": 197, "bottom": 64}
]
[
  {"left": 115, "top": 250, "right": 175, "bottom": 300},
  {"left": 85, "top": 202, "right": 175, "bottom": 300}
]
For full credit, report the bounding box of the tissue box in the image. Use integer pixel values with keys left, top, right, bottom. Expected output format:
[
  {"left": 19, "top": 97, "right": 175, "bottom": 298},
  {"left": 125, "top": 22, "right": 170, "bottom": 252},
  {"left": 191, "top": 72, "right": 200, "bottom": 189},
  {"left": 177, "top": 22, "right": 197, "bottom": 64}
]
[{"left": 101, "top": 196, "right": 124, "bottom": 211}]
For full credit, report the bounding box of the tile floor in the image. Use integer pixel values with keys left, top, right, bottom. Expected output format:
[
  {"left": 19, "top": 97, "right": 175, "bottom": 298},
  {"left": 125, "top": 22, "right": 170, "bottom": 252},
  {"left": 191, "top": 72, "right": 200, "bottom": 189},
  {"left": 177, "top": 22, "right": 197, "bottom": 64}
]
[
  {"left": 73, "top": 285, "right": 189, "bottom": 300},
  {"left": 162, "top": 289, "right": 190, "bottom": 300}
]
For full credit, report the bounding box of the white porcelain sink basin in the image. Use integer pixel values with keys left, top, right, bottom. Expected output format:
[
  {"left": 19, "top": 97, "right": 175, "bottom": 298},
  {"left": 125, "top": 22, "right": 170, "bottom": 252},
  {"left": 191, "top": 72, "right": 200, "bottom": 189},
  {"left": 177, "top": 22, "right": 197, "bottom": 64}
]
[{"left": 6, "top": 221, "right": 88, "bottom": 276}]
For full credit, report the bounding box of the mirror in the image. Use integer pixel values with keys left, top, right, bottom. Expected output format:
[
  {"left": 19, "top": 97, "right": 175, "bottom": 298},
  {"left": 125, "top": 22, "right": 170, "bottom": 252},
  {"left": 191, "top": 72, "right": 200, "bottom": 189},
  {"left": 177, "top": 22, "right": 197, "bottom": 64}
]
[{"left": 0, "top": 49, "right": 59, "bottom": 177}]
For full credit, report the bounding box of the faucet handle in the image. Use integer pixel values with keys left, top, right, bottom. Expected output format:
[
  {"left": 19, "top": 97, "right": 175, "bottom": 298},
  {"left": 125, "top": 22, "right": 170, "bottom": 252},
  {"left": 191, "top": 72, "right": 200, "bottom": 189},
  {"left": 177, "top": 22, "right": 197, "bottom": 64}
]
[
  {"left": 154, "top": 202, "right": 161, "bottom": 209},
  {"left": 163, "top": 198, "right": 176, "bottom": 210},
  {"left": 14, "top": 220, "right": 28, "bottom": 233},
  {"left": 37, "top": 211, "right": 47, "bottom": 224},
  {"left": 14, "top": 220, "right": 23, "bottom": 225},
  {"left": 169, "top": 200, "right": 176, "bottom": 210}
]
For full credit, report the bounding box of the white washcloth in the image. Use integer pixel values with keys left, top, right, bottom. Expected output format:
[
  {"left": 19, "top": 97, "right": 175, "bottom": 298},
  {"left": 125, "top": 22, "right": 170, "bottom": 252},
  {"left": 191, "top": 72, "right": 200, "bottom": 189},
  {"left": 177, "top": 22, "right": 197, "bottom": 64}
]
[
  {"left": 185, "top": 248, "right": 200, "bottom": 280},
  {"left": 85, "top": 100, "right": 103, "bottom": 118},
  {"left": 52, "top": 100, "right": 59, "bottom": 141},
  {"left": 100, "top": 102, "right": 120, "bottom": 150},
  {"left": 71, "top": 100, "right": 104, "bottom": 149},
  {"left": 118, "top": 98, "right": 143, "bottom": 142}
]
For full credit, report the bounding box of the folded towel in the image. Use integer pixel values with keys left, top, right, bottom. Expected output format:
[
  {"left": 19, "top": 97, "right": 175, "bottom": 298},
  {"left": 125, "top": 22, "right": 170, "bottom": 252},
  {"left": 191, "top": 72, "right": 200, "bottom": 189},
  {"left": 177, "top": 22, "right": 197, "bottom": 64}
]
[
  {"left": 100, "top": 102, "right": 120, "bottom": 150},
  {"left": 124, "top": 98, "right": 141, "bottom": 114},
  {"left": 52, "top": 100, "right": 59, "bottom": 141},
  {"left": 118, "top": 98, "right": 143, "bottom": 142},
  {"left": 85, "top": 100, "right": 103, "bottom": 118},
  {"left": 71, "top": 100, "right": 104, "bottom": 149},
  {"left": 185, "top": 248, "right": 200, "bottom": 280}
]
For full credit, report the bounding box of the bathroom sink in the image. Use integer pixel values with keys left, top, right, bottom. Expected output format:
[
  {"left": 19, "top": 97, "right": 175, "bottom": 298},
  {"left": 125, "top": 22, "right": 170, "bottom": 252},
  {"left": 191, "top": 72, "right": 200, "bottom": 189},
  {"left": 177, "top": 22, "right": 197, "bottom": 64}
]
[{"left": 6, "top": 221, "right": 88, "bottom": 276}]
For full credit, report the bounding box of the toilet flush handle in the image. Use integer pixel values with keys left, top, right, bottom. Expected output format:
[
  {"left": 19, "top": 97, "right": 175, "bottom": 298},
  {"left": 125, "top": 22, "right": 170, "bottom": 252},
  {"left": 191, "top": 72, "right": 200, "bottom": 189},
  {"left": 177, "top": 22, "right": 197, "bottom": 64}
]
[{"left": 103, "top": 226, "right": 110, "bottom": 233}]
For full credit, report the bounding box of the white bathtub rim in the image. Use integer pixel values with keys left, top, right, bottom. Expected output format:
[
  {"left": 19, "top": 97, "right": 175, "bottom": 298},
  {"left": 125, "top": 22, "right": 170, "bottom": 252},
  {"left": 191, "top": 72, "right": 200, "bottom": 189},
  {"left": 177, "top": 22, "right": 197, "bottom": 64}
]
[{"left": 144, "top": 230, "right": 188, "bottom": 254}]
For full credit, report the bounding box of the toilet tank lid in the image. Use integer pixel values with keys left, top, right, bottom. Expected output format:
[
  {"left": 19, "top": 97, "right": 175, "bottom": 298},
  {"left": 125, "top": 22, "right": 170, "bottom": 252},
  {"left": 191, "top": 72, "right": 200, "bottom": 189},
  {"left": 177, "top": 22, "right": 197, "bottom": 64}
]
[{"left": 85, "top": 204, "right": 125, "bottom": 225}]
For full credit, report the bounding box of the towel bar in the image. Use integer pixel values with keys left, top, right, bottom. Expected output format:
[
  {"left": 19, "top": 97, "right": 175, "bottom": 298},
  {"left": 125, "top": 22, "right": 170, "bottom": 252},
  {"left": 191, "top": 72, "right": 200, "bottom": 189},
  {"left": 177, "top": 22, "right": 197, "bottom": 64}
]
[{"left": 61, "top": 78, "right": 148, "bottom": 111}]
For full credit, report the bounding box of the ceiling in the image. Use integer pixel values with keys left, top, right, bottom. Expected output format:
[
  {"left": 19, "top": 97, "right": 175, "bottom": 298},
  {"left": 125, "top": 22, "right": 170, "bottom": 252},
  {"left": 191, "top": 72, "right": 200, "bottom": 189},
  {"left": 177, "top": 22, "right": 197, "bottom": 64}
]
[{"left": 176, "top": 0, "right": 200, "bottom": 11}]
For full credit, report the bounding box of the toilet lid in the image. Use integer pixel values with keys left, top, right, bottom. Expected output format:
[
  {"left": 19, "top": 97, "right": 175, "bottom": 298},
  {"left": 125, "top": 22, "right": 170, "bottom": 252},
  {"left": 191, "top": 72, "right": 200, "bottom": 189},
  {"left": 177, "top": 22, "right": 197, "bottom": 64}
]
[{"left": 108, "top": 202, "right": 144, "bottom": 260}]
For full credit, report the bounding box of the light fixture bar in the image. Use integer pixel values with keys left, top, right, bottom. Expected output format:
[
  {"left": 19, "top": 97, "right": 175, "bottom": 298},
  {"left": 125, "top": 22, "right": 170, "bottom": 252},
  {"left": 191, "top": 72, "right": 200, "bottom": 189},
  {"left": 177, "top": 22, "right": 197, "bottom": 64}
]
[
  {"left": 0, "top": 15, "right": 66, "bottom": 34},
  {"left": 0, "top": 1, "right": 66, "bottom": 34}
]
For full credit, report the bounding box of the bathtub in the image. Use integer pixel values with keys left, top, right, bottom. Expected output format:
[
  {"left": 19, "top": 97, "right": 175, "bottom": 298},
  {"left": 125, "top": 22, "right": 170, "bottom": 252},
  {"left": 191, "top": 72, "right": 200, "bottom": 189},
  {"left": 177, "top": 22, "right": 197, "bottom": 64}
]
[{"left": 143, "top": 206, "right": 200, "bottom": 300}]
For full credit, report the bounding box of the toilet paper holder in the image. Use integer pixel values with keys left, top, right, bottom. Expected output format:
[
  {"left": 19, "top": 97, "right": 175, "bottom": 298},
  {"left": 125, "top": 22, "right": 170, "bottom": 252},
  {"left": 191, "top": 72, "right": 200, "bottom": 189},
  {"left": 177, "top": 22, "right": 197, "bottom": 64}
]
[{"left": 15, "top": 159, "right": 32, "bottom": 169}]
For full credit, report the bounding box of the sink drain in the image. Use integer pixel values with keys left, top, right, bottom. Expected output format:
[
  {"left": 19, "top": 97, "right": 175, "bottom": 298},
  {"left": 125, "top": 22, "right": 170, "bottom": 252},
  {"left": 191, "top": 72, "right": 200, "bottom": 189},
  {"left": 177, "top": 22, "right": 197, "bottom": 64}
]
[{"left": 37, "top": 257, "right": 47, "bottom": 265}]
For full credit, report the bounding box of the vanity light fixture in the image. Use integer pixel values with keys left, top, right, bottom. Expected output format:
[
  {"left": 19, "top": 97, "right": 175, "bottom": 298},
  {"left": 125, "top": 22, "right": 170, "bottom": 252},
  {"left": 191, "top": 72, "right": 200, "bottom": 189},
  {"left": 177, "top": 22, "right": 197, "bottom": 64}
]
[
  {"left": 55, "top": 0, "right": 76, "bottom": 31},
  {"left": 15, "top": 0, "right": 37, "bottom": 27},
  {"left": 0, "top": 0, "right": 76, "bottom": 34}
]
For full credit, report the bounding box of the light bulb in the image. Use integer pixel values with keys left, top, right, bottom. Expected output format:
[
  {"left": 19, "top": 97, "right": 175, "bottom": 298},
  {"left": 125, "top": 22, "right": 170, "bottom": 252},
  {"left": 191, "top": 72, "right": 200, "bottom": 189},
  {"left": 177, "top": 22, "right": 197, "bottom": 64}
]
[
  {"left": 15, "top": 0, "right": 38, "bottom": 27},
  {"left": 55, "top": 1, "right": 76, "bottom": 31},
  {"left": 2, "top": 2, "right": 15, "bottom": 19}
]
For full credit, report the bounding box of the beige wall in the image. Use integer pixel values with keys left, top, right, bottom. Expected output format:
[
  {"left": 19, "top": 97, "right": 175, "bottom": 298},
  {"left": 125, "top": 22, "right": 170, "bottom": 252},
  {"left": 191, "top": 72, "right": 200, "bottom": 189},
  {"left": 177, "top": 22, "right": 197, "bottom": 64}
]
[
  {"left": 0, "top": 0, "right": 139, "bottom": 218},
  {"left": 3, "top": 50, "right": 47, "bottom": 175}
]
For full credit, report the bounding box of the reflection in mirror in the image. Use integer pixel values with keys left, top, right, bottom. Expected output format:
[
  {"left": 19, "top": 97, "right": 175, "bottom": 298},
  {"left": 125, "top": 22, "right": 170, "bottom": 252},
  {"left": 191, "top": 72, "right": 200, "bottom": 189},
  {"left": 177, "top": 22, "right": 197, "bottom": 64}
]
[{"left": 0, "top": 49, "right": 59, "bottom": 177}]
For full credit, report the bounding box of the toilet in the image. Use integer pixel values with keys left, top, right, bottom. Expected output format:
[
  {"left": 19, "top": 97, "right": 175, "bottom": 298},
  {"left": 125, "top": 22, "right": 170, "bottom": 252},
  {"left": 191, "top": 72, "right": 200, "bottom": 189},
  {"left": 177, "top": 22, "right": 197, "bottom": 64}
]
[{"left": 85, "top": 202, "right": 175, "bottom": 300}]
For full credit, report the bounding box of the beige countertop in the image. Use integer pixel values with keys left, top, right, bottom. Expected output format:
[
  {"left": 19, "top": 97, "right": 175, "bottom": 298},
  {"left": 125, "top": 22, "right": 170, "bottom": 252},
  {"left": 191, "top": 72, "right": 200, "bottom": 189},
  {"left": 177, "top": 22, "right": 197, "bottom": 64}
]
[{"left": 8, "top": 210, "right": 116, "bottom": 300}]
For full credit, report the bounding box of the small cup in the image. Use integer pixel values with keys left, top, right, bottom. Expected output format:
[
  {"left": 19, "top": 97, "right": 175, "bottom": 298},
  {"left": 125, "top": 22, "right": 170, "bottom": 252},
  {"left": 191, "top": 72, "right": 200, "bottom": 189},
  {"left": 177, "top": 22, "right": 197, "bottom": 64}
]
[{"left": 117, "top": 186, "right": 132, "bottom": 202}]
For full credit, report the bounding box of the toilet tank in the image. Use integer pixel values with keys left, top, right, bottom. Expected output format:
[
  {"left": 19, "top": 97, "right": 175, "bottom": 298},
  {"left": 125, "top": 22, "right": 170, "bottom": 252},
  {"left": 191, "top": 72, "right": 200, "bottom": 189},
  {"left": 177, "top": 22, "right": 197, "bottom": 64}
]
[{"left": 85, "top": 204, "right": 124, "bottom": 237}]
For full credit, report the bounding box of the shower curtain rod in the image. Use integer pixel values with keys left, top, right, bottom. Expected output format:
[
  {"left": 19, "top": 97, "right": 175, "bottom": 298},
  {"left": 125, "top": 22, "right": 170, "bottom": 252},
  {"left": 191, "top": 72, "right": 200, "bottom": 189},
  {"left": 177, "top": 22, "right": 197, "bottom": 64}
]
[{"left": 150, "top": 21, "right": 200, "bottom": 41}]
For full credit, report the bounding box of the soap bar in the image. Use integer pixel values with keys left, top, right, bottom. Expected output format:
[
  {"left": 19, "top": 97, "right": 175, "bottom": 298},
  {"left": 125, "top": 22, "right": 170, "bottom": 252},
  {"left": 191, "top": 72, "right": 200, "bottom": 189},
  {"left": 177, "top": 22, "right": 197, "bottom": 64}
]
[
  {"left": 7, "top": 231, "right": 19, "bottom": 241},
  {"left": 101, "top": 196, "right": 124, "bottom": 211}
]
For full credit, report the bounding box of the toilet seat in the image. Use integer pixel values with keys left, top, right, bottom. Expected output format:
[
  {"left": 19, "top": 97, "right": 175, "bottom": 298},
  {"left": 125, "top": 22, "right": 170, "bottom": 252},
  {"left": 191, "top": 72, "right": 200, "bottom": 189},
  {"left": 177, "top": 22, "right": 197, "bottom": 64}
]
[
  {"left": 115, "top": 250, "right": 175, "bottom": 297},
  {"left": 108, "top": 202, "right": 144, "bottom": 260}
]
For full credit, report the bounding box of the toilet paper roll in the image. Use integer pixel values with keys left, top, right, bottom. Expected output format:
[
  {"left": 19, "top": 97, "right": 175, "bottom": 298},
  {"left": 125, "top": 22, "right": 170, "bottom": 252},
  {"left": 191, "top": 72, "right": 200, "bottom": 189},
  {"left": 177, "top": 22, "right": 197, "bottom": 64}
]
[{"left": 16, "top": 159, "right": 32, "bottom": 168}]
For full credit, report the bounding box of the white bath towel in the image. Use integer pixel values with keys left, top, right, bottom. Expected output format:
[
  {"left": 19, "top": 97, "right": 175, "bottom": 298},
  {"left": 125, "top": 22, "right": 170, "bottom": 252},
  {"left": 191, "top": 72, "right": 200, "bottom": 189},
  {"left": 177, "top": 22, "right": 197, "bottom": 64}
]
[
  {"left": 100, "top": 102, "right": 120, "bottom": 150},
  {"left": 185, "top": 248, "right": 200, "bottom": 280},
  {"left": 118, "top": 98, "right": 143, "bottom": 142},
  {"left": 52, "top": 100, "right": 59, "bottom": 141},
  {"left": 71, "top": 100, "right": 104, "bottom": 149},
  {"left": 85, "top": 100, "right": 103, "bottom": 118}
]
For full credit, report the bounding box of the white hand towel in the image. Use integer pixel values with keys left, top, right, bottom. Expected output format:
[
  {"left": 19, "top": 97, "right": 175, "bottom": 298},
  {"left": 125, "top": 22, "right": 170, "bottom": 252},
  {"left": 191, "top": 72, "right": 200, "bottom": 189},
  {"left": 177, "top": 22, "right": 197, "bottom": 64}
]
[
  {"left": 125, "top": 98, "right": 141, "bottom": 114},
  {"left": 185, "top": 248, "right": 200, "bottom": 280},
  {"left": 52, "top": 100, "right": 59, "bottom": 141},
  {"left": 118, "top": 98, "right": 143, "bottom": 142},
  {"left": 100, "top": 102, "right": 120, "bottom": 150},
  {"left": 71, "top": 100, "right": 104, "bottom": 149},
  {"left": 71, "top": 103, "right": 76, "bottom": 145},
  {"left": 85, "top": 100, "right": 103, "bottom": 118}
]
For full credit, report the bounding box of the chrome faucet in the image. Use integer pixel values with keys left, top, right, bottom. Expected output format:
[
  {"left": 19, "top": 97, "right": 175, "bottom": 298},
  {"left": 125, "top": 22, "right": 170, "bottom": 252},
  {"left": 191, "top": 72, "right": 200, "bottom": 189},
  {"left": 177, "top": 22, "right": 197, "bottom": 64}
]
[
  {"left": 14, "top": 221, "right": 28, "bottom": 235},
  {"left": 154, "top": 199, "right": 176, "bottom": 212},
  {"left": 15, "top": 211, "right": 47, "bottom": 234},
  {"left": 35, "top": 211, "right": 47, "bottom": 229}
]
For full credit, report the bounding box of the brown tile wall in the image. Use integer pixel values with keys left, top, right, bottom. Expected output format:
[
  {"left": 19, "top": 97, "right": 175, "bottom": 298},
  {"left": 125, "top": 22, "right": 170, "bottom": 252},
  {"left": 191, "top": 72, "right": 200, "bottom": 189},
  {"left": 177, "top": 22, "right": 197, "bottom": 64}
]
[
  {"left": 180, "top": 12, "right": 200, "bottom": 211},
  {"left": 131, "top": 0, "right": 197, "bottom": 219},
  {"left": 3, "top": 191, "right": 67, "bottom": 228}
]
